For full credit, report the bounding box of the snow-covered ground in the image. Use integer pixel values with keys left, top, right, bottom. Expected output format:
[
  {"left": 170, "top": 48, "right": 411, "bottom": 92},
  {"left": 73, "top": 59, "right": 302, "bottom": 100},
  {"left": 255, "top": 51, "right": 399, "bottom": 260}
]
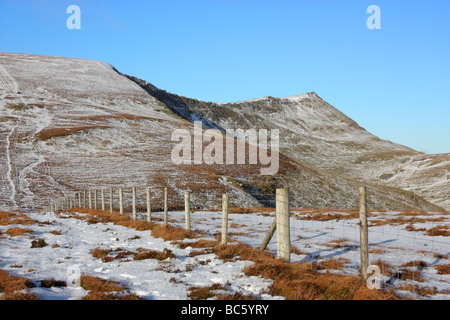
[{"left": 0, "top": 209, "right": 448, "bottom": 300}]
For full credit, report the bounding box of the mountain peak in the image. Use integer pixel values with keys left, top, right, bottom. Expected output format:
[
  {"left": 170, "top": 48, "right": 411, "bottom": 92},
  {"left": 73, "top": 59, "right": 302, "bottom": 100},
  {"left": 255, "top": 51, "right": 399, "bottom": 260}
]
[{"left": 284, "top": 92, "right": 319, "bottom": 101}]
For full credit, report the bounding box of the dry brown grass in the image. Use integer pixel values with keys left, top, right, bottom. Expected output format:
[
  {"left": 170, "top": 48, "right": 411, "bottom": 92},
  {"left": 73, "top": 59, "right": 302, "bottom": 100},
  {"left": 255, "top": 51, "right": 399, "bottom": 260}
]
[
  {"left": 37, "top": 126, "right": 106, "bottom": 140},
  {"left": 0, "top": 211, "right": 36, "bottom": 226},
  {"left": 436, "top": 264, "right": 450, "bottom": 275},
  {"left": 318, "top": 258, "right": 351, "bottom": 270},
  {"left": 397, "top": 284, "right": 437, "bottom": 297},
  {"left": 31, "top": 239, "right": 48, "bottom": 248},
  {"left": 5, "top": 227, "right": 33, "bottom": 237},
  {"left": 425, "top": 225, "right": 450, "bottom": 237},
  {"left": 80, "top": 274, "right": 144, "bottom": 300},
  {"left": 80, "top": 274, "right": 124, "bottom": 292},
  {"left": 188, "top": 283, "right": 227, "bottom": 300},
  {"left": 0, "top": 269, "right": 38, "bottom": 300},
  {"left": 91, "top": 247, "right": 175, "bottom": 262}
]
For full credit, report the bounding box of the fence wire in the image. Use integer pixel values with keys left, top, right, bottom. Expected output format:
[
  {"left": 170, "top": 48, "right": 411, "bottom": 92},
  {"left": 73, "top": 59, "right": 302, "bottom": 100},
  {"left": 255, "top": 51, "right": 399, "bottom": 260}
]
[{"left": 44, "top": 186, "right": 450, "bottom": 294}]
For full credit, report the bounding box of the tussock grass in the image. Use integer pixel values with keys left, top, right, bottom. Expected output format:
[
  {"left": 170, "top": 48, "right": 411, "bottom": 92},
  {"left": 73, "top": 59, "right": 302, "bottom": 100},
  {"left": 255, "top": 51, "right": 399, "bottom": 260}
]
[
  {"left": 0, "top": 269, "right": 38, "bottom": 300},
  {"left": 5, "top": 227, "right": 33, "bottom": 237},
  {"left": 436, "top": 264, "right": 450, "bottom": 275},
  {"left": 80, "top": 274, "right": 144, "bottom": 300}
]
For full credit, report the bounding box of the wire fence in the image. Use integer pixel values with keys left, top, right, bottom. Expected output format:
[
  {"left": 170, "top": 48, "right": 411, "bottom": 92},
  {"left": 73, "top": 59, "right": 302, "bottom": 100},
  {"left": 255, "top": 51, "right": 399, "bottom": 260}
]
[{"left": 42, "top": 186, "right": 450, "bottom": 291}]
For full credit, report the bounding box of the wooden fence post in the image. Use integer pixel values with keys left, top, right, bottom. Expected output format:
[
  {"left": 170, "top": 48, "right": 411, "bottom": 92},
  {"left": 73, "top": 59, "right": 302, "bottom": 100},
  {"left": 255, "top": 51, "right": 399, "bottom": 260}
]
[
  {"left": 185, "top": 191, "right": 191, "bottom": 231},
  {"left": 110, "top": 187, "right": 113, "bottom": 213},
  {"left": 93, "top": 190, "right": 97, "bottom": 210},
  {"left": 78, "top": 192, "right": 81, "bottom": 208},
  {"left": 276, "top": 188, "right": 290, "bottom": 262},
  {"left": 88, "top": 190, "right": 92, "bottom": 209},
  {"left": 259, "top": 218, "right": 277, "bottom": 252},
  {"left": 83, "top": 190, "right": 86, "bottom": 208},
  {"left": 146, "top": 187, "right": 151, "bottom": 222},
  {"left": 101, "top": 189, "right": 105, "bottom": 211},
  {"left": 132, "top": 187, "right": 137, "bottom": 220},
  {"left": 163, "top": 188, "right": 168, "bottom": 227},
  {"left": 221, "top": 194, "right": 229, "bottom": 245},
  {"left": 359, "top": 186, "right": 369, "bottom": 283},
  {"left": 119, "top": 188, "right": 124, "bottom": 215}
]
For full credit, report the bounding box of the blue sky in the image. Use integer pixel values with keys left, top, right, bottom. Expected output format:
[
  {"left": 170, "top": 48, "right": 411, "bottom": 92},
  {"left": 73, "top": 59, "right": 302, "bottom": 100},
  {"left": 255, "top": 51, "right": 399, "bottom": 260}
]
[{"left": 1, "top": 0, "right": 449, "bottom": 154}]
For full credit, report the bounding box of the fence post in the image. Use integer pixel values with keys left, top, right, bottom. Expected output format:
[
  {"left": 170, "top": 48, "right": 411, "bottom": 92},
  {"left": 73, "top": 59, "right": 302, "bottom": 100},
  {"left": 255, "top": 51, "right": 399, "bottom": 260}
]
[
  {"left": 110, "top": 187, "right": 113, "bottom": 213},
  {"left": 94, "top": 190, "right": 97, "bottom": 210},
  {"left": 132, "top": 187, "right": 137, "bottom": 220},
  {"left": 88, "top": 191, "right": 92, "bottom": 209},
  {"left": 259, "top": 218, "right": 277, "bottom": 252},
  {"left": 119, "top": 187, "right": 124, "bottom": 215},
  {"left": 359, "top": 186, "right": 369, "bottom": 283},
  {"left": 83, "top": 190, "right": 86, "bottom": 208},
  {"left": 146, "top": 187, "right": 151, "bottom": 222},
  {"left": 276, "top": 188, "right": 290, "bottom": 262},
  {"left": 185, "top": 191, "right": 191, "bottom": 231},
  {"left": 163, "top": 188, "right": 168, "bottom": 227},
  {"left": 78, "top": 192, "right": 81, "bottom": 208},
  {"left": 101, "top": 189, "right": 105, "bottom": 211},
  {"left": 221, "top": 194, "right": 229, "bottom": 245}
]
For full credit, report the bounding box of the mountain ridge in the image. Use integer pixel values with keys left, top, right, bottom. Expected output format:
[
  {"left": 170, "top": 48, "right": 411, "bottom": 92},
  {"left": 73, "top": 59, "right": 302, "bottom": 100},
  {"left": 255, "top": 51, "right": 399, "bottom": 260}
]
[{"left": 0, "top": 52, "right": 446, "bottom": 212}]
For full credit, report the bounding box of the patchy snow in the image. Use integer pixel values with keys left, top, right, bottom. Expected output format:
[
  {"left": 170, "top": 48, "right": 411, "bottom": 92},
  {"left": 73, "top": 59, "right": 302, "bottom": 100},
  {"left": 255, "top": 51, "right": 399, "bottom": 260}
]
[{"left": 0, "top": 209, "right": 448, "bottom": 300}]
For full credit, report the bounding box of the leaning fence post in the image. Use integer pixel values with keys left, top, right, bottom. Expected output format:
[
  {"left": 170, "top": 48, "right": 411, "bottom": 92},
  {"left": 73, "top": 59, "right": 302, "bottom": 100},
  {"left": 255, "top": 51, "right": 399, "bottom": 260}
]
[
  {"left": 185, "top": 191, "right": 191, "bottom": 231},
  {"left": 259, "top": 218, "right": 277, "bottom": 252},
  {"left": 221, "top": 194, "right": 229, "bottom": 245},
  {"left": 163, "top": 188, "right": 168, "bottom": 227},
  {"left": 359, "top": 186, "right": 369, "bottom": 283},
  {"left": 132, "top": 187, "right": 137, "bottom": 220},
  {"left": 146, "top": 187, "right": 151, "bottom": 222},
  {"left": 119, "top": 188, "right": 124, "bottom": 215},
  {"left": 276, "top": 188, "right": 290, "bottom": 262}
]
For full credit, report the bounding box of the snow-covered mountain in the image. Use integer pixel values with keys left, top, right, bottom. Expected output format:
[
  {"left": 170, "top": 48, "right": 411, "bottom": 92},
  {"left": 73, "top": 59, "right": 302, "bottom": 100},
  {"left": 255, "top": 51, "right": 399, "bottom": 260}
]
[
  {"left": 0, "top": 52, "right": 446, "bottom": 212},
  {"left": 129, "top": 76, "right": 449, "bottom": 211}
]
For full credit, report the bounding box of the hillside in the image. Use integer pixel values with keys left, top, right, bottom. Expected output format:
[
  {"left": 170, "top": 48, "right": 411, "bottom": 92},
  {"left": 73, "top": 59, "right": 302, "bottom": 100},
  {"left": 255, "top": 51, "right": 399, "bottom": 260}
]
[
  {"left": 0, "top": 52, "right": 445, "bottom": 213},
  {"left": 127, "top": 76, "right": 449, "bottom": 211}
]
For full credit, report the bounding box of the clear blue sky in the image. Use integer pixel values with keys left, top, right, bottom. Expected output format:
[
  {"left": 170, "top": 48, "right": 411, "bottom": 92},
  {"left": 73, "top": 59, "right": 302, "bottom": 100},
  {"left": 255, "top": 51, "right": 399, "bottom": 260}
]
[{"left": 1, "top": 0, "right": 449, "bottom": 154}]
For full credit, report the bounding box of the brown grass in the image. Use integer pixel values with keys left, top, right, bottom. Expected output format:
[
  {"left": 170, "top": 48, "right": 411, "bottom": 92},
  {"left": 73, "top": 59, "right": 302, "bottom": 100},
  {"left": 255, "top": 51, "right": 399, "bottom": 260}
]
[
  {"left": 318, "top": 258, "right": 351, "bottom": 270},
  {"left": 0, "top": 211, "right": 36, "bottom": 226},
  {"left": 5, "top": 227, "right": 33, "bottom": 237},
  {"left": 436, "top": 264, "right": 450, "bottom": 275},
  {"left": 398, "top": 284, "right": 437, "bottom": 297},
  {"left": 80, "top": 274, "right": 124, "bottom": 292},
  {"left": 79, "top": 274, "right": 144, "bottom": 300},
  {"left": 188, "top": 283, "right": 227, "bottom": 300},
  {"left": 37, "top": 126, "right": 106, "bottom": 140},
  {"left": 0, "top": 269, "right": 38, "bottom": 300},
  {"left": 31, "top": 239, "right": 48, "bottom": 248},
  {"left": 425, "top": 225, "right": 450, "bottom": 237},
  {"left": 91, "top": 247, "right": 175, "bottom": 262}
]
